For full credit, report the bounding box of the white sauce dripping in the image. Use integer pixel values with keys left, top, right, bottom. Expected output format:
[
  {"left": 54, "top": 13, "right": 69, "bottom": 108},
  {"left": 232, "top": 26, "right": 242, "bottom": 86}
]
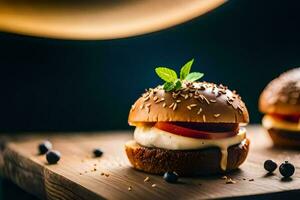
[{"left": 134, "top": 126, "right": 247, "bottom": 171}]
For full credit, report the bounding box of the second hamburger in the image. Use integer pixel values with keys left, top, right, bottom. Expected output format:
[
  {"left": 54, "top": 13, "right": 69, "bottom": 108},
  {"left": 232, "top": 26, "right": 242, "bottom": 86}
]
[{"left": 259, "top": 68, "right": 300, "bottom": 148}]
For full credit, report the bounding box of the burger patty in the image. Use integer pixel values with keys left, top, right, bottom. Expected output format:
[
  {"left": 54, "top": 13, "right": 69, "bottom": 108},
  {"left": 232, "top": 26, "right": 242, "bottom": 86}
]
[
  {"left": 268, "top": 128, "right": 300, "bottom": 148},
  {"left": 125, "top": 139, "right": 250, "bottom": 176}
]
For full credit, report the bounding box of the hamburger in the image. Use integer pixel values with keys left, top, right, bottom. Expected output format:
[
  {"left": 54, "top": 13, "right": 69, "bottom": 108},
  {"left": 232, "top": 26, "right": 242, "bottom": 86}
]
[
  {"left": 125, "top": 59, "right": 250, "bottom": 175},
  {"left": 259, "top": 68, "right": 300, "bottom": 148}
]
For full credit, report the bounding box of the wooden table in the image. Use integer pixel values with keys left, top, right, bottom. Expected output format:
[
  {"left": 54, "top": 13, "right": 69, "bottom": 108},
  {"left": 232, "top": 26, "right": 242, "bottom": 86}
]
[{"left": 1, "top": 125, "right": 300, "bottom": 199}]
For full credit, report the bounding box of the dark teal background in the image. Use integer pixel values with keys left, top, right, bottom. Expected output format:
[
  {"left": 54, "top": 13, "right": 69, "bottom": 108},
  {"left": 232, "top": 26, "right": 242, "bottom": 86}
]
[
  {"left": 0, "top": 1, "right": 299, "bottom": 133},
  {"left": 1, "top": 1, "right": 300, "bottom": 199}
]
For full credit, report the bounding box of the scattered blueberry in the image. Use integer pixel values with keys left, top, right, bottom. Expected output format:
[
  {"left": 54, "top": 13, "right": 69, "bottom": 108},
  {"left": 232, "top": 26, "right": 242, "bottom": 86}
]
[
  {"left": 38, "top": 141, "right": 52, "bottom": 155},
  {"left": 264, "top": 160, "right": 277, "bottom": 173},
  {"left": 93, "top": 148, "right": 103, "bottom": 157},
  {"left": 163, "top": 172, "right": 178, "bottom": 183},
  {"left": 279, "top": 161, "right": 295, "bottom": 178},
  {"left": 46, "top": 150, "right": 61, "bottom": 164}
]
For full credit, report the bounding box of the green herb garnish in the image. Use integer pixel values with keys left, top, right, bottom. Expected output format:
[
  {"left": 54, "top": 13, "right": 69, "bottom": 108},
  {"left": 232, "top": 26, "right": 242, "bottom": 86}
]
[{"left": 155, "top": 59, "right": 204, "bottom": 91}]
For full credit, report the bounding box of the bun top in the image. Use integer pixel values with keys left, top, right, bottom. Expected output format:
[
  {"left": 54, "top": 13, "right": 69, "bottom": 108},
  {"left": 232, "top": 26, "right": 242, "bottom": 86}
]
[
  {"left": 259, "top": 68, "right": 300, "bottom": 115},
  {"left": 128, "top": 82, "right": 249, "bottom": 124}
]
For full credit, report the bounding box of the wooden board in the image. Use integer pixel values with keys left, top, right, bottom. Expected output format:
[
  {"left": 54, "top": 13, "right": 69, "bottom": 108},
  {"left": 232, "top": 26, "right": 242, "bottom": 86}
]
[{"left": 1, "top": 126, "right": 300, "bottom": 199}]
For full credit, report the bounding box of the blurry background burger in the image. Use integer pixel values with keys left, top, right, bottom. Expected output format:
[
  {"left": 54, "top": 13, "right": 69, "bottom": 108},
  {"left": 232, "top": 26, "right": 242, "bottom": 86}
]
[{"left": 259, "top": 68, "right": 300, "bottom": 148}]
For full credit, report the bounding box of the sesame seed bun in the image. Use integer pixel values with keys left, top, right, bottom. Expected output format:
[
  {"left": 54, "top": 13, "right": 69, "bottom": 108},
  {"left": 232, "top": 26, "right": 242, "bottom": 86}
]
[
  {"left": 128, "top": 82, "right": 249, "bottom": 124},
  {"left": 125, "top": 139, "right": 250, "bottom": 175},
  {"left": 259, "top": 68, "right": 300, "bottom": 115}
]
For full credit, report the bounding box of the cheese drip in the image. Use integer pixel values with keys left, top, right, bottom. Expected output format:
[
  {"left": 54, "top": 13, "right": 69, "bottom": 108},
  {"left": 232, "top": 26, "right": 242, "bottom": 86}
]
[
  {"left": 134, "top": 126, "right": 246, "bottom": 171},
  {"left": 262, "top": 115, "right": 300, "bottom": 131}
]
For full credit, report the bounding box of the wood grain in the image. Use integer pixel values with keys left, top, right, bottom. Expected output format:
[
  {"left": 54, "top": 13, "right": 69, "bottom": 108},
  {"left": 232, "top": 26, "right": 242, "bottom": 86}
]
[{"left": 1, "top": 126, "right": 300, "bottom": 199}]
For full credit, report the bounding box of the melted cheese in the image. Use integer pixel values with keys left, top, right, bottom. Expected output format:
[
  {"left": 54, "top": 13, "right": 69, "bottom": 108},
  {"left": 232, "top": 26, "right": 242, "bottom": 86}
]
[
  {"left": 134, "top": 126, "right": 247, "bottom": 170},
  {"left": 262, "top": 115, "right": 300, "bottom": 131}
]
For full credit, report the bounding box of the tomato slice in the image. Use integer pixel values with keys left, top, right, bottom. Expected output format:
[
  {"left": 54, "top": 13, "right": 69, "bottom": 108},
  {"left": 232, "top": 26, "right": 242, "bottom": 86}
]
[
  {"left": 271, "top": 114, "right": 300, "bottom": 123},
  {"left": 154, "top": 122, "right": 238, "bottom": 139}
]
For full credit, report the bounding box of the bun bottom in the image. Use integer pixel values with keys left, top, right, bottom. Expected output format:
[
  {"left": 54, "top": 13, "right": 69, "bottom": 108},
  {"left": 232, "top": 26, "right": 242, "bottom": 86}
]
[
  {"left": 267, "top": 128, "right": 300, "bottom": 148},
  {"left": 125, "top": 139, "right": 250, "bottom": 176}
]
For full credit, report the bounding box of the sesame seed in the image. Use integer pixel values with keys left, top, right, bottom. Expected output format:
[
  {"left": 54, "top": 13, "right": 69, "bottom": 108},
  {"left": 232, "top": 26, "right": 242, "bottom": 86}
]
[
  {"left": 203, "top": 96, "right": 210, "bottom": 104},
  {"left": 151, "top": 184, "right": 157, "bottom": 188},
  {"left": 163, "top": 103, "right": 166, "bottom": 107},
  {"left": 203, "top": 115, "right": 206, "bottom": 122},
  {"left": 173, "top": 103, "right": 177, "bottom": 110},
  {"left": 176, "top": 100, "right": 181, "bottom": 103},
  {"left": 226, "top": 99, "right": 232, "bottom": 105},
  {"left": 187, "top": 106, "right": 191, "bottom": 110},
  {"left": 131, "top": 104, "right": 135, "bottom": 110},
  {"left": 143, "top": 96, "right": 150, "bottom": 101},
  {"left": 144, "top": 177, "right": 150, "bottom": 182},
  {"left": 199, "top": 86, "right": 205, "bottom": 90},
  {"left": 197, "top": 108, "right": 202, "bottom": 115},
  {"left": 153, "top": 96, "right": 158, "bottom": 101},
  {"left": 128, "top": 186, "right": 132, "bottom": 191},
  {"left": 190, "top": 104, "right": 197, "bottom": 107},
  {"left": 146, "top": 103, "right": 151, "bottom": 107},
  {"left": 185, "top": 95, "right": 189, "bottom": 99},
  {"left": 169, "top": 103, "right": 175, "bottom": 108},
  {"left": 139, "top": 104, "right": 144, "bottom": 110},
  {"left": 180, "top": 94, "right": 186, "bottom": 98},
  {"left": 155, "top": 98, "right": 165, "bottom": 103},
  {"left": 210, "top": 99, "right": 217, "bottom": 103},
  {"left": 214, "top": 114, "right": 221, "bottom": 118}
]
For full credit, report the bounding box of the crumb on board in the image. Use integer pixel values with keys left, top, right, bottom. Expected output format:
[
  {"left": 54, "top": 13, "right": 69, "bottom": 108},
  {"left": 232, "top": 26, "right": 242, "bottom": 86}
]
[
  {"left": 225, "top": 178, "right": 236, "bottom": 184},
  {"left": 144, "top": 177, "right": 150, "bottom": 182}
]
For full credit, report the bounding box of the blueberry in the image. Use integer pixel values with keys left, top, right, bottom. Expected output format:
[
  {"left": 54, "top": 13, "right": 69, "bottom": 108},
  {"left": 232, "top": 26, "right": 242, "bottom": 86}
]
[
  {"left": 38, "top": 141, "right": 52, "bottom": 155},
  {"left": 264, "top": 160, "right": 277, "bottom": 173},
  {"left": 163, "top": 172, "right": 178, "bottom": 183},
  {"left": 93, "top": 148, "right": 103, "bottom": 157},
  {"left": 46, "top": 150, "right": 61, "bottom": 164},
  {"left": 279, "top": 161, "right": 295, "bottom": 178}
]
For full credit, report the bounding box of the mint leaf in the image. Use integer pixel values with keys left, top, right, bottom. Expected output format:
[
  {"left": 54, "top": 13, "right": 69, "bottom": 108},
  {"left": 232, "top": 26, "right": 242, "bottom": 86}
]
[
  {"left": 174, "top": 80, "right": 182, "bottom": 90},
  {"left": 180, "top": 59, "right": 194, "bottom": 80},
  {"left": 155, "top": 67, "right": 177, "bottom": 82},
  {"left": 163, "top": 82, "right": 175, "bottom": 91},
  {"left": 185, "top": 72, "right": 204, "bottom": 82}
]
